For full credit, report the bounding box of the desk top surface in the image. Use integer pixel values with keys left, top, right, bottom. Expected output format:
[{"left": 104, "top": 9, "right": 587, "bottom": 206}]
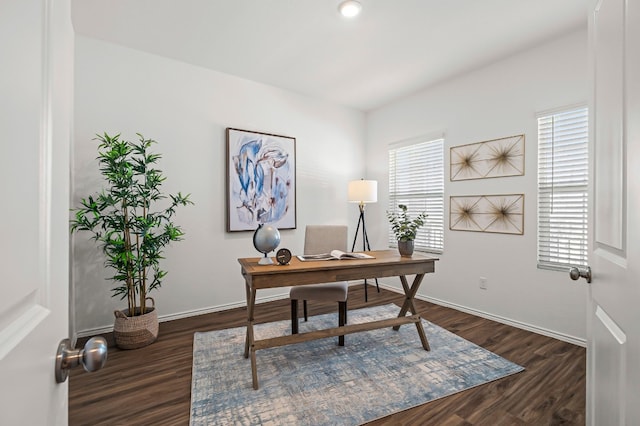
[{"left": 238, "top": 249, "right": 438, "bottom": 278}]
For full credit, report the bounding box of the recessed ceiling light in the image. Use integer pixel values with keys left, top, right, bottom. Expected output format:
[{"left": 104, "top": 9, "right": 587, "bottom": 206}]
[{"left": 338, "top": 0, "right": 362, "bottom": 18}]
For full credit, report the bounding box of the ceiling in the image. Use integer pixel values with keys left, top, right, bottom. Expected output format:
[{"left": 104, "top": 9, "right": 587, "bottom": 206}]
[{"left": 71, "top": 0, "right": 587, "bottom": 112}]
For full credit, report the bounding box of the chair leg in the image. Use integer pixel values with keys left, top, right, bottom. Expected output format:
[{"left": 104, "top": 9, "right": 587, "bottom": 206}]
[
  {"left": 291, "top": 299, "right": 299, "bottom": 334},
  {"left": 303, "top": 300, "right": 308, "bottom": 321},
  {"left": 338, "top": 301, "right": 347, "bottom": 346}
]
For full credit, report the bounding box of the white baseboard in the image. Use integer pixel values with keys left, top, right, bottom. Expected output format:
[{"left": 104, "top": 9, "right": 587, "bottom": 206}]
[
  {"left": 75, "top": 292, "right": 290, "bottom": 339},
  {"left": 377, "top": 283, "right": 587, "bottom": 348},
  {"left": 76, "top": 283, "right": 364, "bottom": 338},
  {"left": 77, "top": 282, "right": 586, "bottom": 348}
]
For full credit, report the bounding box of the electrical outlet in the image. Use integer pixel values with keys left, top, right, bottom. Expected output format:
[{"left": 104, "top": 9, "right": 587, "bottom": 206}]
[{"left": 479, "top": 277, "right": 488, "bottom": 290}]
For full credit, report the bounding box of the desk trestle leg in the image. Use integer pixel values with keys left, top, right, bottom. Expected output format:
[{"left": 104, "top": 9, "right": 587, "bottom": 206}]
[
  {"left": 244, "top": 271, "right": 432, "bottom": 389},
  {"left": 393, "top": 274, "right": 430, "bottom": 350},
  {"left": 243, "top": 280, "right": 260, "bottom": 389}
]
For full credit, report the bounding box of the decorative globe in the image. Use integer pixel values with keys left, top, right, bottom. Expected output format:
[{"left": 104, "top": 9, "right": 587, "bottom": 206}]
[{"left": 253, "top": 224, "right": 280, "bottom": 265}]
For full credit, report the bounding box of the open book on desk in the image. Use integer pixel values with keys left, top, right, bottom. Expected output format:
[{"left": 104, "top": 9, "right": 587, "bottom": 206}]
[{"left": 297, "top": 250, "right": 375, "bottom": 261}]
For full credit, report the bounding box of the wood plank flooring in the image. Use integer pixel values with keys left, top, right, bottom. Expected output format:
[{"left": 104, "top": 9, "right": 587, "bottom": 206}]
[{"left": 69, "top": 285, "right": 585, "bottom": 425}]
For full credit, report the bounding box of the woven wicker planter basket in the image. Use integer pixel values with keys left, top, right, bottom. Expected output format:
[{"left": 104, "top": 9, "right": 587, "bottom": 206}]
[{"left": 113, "top": 297, "right": 158, "bottom": 350}]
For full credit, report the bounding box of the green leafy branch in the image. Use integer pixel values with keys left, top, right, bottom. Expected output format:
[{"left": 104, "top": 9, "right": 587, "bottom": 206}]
[
  {"left": 70, "top": 132, "right": 193, "bottom": 315},
  {"left": 386, "top": 204, "right": 427, "bottom": 242}
]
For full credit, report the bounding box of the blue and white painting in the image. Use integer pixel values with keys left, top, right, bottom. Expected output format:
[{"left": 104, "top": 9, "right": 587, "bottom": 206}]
[{"left": 226, "top": 128, "right": 296, "bottom": 231}]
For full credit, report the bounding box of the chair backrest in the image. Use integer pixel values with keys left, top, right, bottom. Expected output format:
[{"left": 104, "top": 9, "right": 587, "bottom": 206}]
[{"left": 304, "top": 225, "right": 348, "bottom": 255}]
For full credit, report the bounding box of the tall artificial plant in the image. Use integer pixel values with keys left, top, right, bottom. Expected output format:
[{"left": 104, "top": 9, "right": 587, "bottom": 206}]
[{"left": 71, "top": 133, "right": 193, "bottom": 316}]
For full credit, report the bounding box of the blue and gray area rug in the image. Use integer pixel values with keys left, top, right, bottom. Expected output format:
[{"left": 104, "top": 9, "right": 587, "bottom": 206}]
[{"left": 190, "top": 303, "right": 524, "bottom": 425}]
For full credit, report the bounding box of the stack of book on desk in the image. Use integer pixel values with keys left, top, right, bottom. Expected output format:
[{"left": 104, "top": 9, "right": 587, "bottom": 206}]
[{"left": 297, "top": 250, "right": 374, "bottom": 261}]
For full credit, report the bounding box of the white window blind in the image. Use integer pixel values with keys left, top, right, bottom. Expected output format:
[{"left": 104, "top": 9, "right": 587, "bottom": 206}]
[
  {"left": 388, "top": 138, "right": 444, "bottom": 253},
  {"left": 537, "top": 107, "right": 588, "bottom": 270}
]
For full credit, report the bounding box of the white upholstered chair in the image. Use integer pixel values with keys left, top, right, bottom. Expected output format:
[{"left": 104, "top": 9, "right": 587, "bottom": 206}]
[{"left": 290, "top": 225, "right": 349, "bottom": 346}]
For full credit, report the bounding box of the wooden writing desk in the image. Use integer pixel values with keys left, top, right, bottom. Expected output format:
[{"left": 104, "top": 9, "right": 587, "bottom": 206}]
[{"left": 238, "top": 249, "right": 438, "bottom": 389}]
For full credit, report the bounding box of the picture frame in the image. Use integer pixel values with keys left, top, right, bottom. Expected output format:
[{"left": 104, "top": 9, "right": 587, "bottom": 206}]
[
  {"left": 450, "top": 194, "right": 524, "bottom": 235},
  {"left": 450, "top": 134, "right": 525, "bottom": 181},
  {"left": 226, "top": 128, "right": 297, "bottom": 232}
]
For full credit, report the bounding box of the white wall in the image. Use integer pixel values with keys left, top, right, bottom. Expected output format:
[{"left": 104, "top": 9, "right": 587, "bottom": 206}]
[
  {"left": 365, "top": 30, "right": 588, "bottom": 343},
  {"left": 73, "top": 30, "right": 590, "bottom": 343},
  {"left": 72, "top": 36, "right": 366, "bottom": 333}
]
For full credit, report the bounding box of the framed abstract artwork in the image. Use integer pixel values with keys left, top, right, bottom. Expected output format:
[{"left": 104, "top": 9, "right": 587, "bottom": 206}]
[
  {"left": 226, "top": 128, "right": 296, "bottom": 232},
  {"left": 450, "top": 194, "right": 524, "bottom": 235},
  {"left": 450, "top": 134, "right": 525, "bottom": 181}
]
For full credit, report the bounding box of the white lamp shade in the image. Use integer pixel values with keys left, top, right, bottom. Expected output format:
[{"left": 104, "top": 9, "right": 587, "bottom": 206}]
[{"left": 348, "top": 180, "right": 377, "bottom": 203}]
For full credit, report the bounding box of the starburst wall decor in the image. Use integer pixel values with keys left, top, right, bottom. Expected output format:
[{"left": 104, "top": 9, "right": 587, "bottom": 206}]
[
  {"left": 450, "top": 135, "right": 524, "bottom": 181},
  {"left": 450, "top": 194, "right": 524, "bottom": 235}
]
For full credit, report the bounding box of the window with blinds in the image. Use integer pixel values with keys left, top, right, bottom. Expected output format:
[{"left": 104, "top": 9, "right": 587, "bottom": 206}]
[
  {"left": 388, "top": 138, "right": 444, "bottom": 253},
  {"left": 537, "top": 107, "right": 589, "bottom": 270}
]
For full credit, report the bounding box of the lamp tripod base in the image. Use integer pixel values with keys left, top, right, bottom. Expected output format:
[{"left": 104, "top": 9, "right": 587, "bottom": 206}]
[{"left": 351, "top": 204, "right": 380, "bottom": 301}]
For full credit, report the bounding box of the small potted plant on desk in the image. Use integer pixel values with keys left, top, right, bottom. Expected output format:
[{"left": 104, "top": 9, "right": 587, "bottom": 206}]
[
  {"left": 387, "top": 204, "right": 427, "bottom": 257},
  {"left": 71, "top": 132, "right": 193, "bottom": 349}
]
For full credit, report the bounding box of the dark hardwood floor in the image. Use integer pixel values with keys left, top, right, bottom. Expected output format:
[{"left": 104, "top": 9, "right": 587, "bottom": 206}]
[{"left": 69, "top": 284, "right": 585, "bottom": 425}]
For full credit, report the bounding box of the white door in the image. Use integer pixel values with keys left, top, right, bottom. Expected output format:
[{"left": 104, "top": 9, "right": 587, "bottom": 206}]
[
  {"left": 586, "top": 0, "right": 640, "bottom": 424},
  {"left": 0, "top": 0, "right": 73, "bottom": 424}
]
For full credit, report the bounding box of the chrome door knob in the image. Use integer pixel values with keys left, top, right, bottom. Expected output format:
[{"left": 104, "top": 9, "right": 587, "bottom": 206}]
[
  {"left": 55, "top": 336, "right": 108, "bottom": 383},
  {"left": 569, "top": 266, "right": 592, "bottom": 284}
]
